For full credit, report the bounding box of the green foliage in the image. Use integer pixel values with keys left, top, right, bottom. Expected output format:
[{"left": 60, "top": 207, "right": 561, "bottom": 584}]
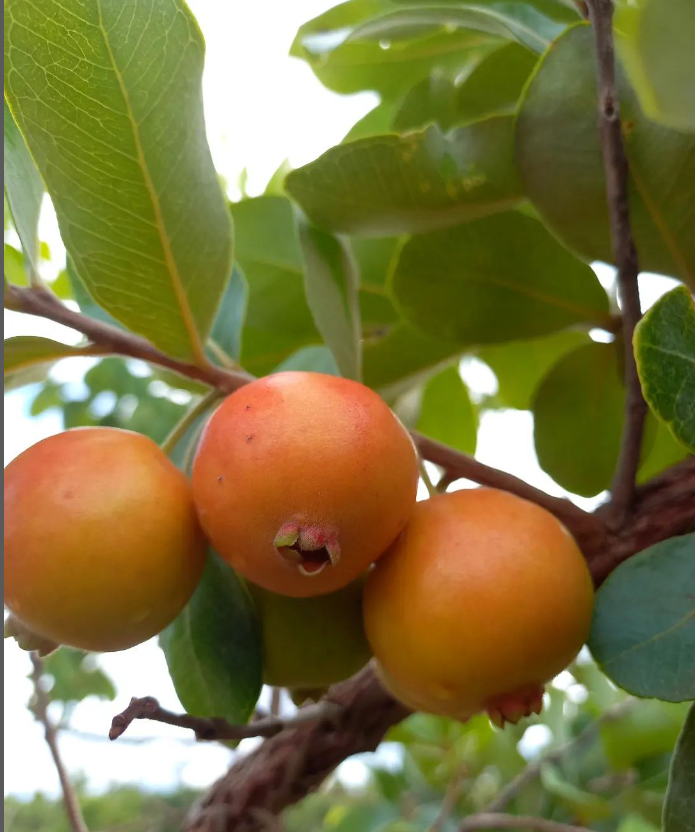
[
  {"left": 42, "top": 648, "right": 116, "bottom": 707},
  {"left": 416, "top": 365, "right": 477, "bottom": 454},
  {"left": 663, "top": 704, "right": 695, "bottom": 832},
  {"left": 286, "top": 117, "right": 522, "bottom": 235},
  {"left": 589, "top": 534, "right": 695, "bottom": 702},
  {"left": 391, "top": 211, "right": 610, "bottom": 345},
  {"left": 517, "top": 24, "right": 695, "bottom": 286},
  {"left": 615, "top": 0, "right": 695, "bottom": 132},
  {"left": 159, "top": 551, "right": 262, "bottom": 725},
  {"left": 4, "top": 336, "right": 103, "bottom": 388},
  {"left": 634, "top": 287, "right": 695, "bottom": 453},
  {"left": 5, "top": 0, "right": 234, "bottom": 359},
  {"left": 3, "top": 100, "right": 42, "bottom": 282}
]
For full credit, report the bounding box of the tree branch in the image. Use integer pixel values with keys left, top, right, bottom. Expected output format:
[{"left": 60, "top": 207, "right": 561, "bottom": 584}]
[
  {"left": 4, "top": 282, "right": 603, "bottom": 542},
  {"left": 458, "top": 815, "right": 592, "bottom": 832},
  {"left": 585, "top": 0, "right": 647, "bottom": 525},
  {"left": 29, "top": 653, "right": 89, "bottom": 832},
  {"left": 109, "top": 696, "right": 342, "bottom": 743}
]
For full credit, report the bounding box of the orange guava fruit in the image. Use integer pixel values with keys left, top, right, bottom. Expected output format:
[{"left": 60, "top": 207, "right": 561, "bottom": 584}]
[
  {"left": 363, "top": 488, "right": 594, "bottom": 725},
  {"left": 191, "top": 371, "right": 419, "bottom": 597},
  {"left": 4, "top": 427, "right": 206, "bottom": 652}
]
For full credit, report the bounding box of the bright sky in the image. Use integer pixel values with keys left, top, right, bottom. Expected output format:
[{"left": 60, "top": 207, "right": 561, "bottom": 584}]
[{"left": 3, "top": 0, "right": 680, "bottom": 801}]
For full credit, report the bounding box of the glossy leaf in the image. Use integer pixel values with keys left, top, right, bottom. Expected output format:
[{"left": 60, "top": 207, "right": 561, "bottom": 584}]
[
  {"left": 159, "top": 551, "right": 262, "bottom": 724},
  {"left": 4, "top": 336, "right": 104, "bottom": 388},
  {"left": 392, "top": 212, "right": 610, "bottom": 346},
  {"left": 532, "top": 341, "right": 625, "bottom": 497},
  {"left": 416, "top": 365, "right": 477, "bottom": 454},
  {"left": 479, "top": 330, "right": 591, "bottom": 410},
  {"left": 589, "top": 534, "right": 695, "bottom": 702},
  {"left": 615, "top": 0, "right": 695, "bottom": 132},
  {"left": 517, "top": 24, "right": 695, "bottom": 285},
  {"left": 393, "top": 73, "right": 459, "bottom": 133},
  {"left": 4, "top": 0, "right": 233, "bottom": 360},
  {"left": 664, "top": 704, "right": 695, "bottom": 832},
  {"left": 634, "top": 287, "right": 695, "bottom": 453},
  {"left": 297, "top": 221, "right": 362, "bottom": 380},
  {"left": 286, "top": 117, "right": 523, "bottom": 236},
  {"left": 4, "top": 99, "right": 43, "bottom": 281}
]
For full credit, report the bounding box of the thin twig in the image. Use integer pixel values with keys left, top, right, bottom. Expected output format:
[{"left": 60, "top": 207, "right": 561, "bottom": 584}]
[
  {"left": 419, "top": 457, "right": 437, "bottom": 497},
  {"left": 484, "top": 698, "right": 636, "bottom": 812},
  {"left": 428, "top": 761, "right": 468, "bottom": 832},
  {"left": 5, "top": 282, "right": 603, "bottom": 541},
  {"left": 270, "top": 688, "right": 282, "bottom": 718},
  {"left": 160, "top": 389, "right": 223, "bottom": 456},
  {"left": 29, "top": 654, "right": 89, "bottom": 832},
  {"left": 109, "top": 696, "right": 342, "bottom": 742},
  {"left": 459, "top": 815, "right": 592, "bottom": 832},
  {"left": 585, "top": 0, "right": 647, "bottom": 526}
]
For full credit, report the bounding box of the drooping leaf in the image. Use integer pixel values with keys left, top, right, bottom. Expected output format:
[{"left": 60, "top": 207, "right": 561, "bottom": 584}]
[
  {"left": 589, "top": 534, "right": 695, "bottom": 702},
  {"left": 516, "top": 24, "right": 695, "bottom": 286},
  {"left": 43, "top": 648, "right": 116, "bottom": 706},
  {"left": 4, "top": 336, "right": 104, "bottom": 388},
  {"left": 615, "top": 0, "right": 695, "bottom": 132},
  {"left": 297, "top": 220, "right": 362, "bottom": 380},
  {"left": 159, "top": 551, "right": 262, "bottom": 724},
  {"left": 637, "top": 418, "right": 691, "bottom": 483},
  {"left": 532, "top": 341, "right": 625, "bottom": 497},
  {"left": 4, "top": 99, "right": 43, "bottom": 281},
  {"left": 416, "top": 365, "right": 477, "bottom": 454},
  {"left": 393, "top": 73, "right": 459, "bottom": 133},
  {"left": 4, "top": 243, "right": 28, "bottom": 287},
  {"left": 392, "top": 212, "right": 611, "bottom": 345},
  {"left": 286, "top": 116, "right": 523, "bottom": 236},
  {"left": 479, "top": 330, "right": 591, "bottom": 410},
  {"left": 634, "top": 286, "right": 695, "bottom": 453},
  {"left": 663, "top": 704, "right": 695, "bottom": 832},
  {"left": 4, "top": 0, "right": 233, "bottom": 359}
]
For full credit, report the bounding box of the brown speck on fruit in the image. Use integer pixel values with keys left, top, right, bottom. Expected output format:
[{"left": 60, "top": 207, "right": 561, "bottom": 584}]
[
  {"left": 217, "top": 475, "right": 223, "bottom": 483},
  {"left": 245, "top": 404, "right": 251, "bottom": 410},
  {"left": 246, "top": 435, "right": 253, "bottom": 442}
]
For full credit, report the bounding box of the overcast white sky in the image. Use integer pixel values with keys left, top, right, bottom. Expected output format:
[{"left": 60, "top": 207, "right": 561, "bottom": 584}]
[{"left": 3, "top": 0, "right": 679, "bottom": 801}]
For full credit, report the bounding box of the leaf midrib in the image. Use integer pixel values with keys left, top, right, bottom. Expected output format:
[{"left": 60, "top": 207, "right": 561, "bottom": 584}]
[{"left": 95, "top": 0, "right": 205, "bottom": 364}]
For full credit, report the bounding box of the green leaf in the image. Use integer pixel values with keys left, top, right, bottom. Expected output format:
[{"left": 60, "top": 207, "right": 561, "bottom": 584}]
[
  {"left": 532, "top": 341, "right": 625, "bottom": 497},
  {"left": 207, "top": 265, "right": 248, "bottom": 365},
  {"left": 615, "top": 0, "right": 695, "bottom": 132},
  {"left": 516, "top": 24, "right": 695, "bottom": 285},
  {"left": 4, "top": 242, "right": 28, "bottom": 287},
  {"left": 348, "top": 3, "right": 566, "bottom": 55},
  {"left": 286, "top": 116, "right": 523, "bottom": 235},
  {"left": 589, "top": 534, "right": 695, "bottom": 702},
  {"left": 479, "top": 330, "right": 591, "bottom": 410},
  {"left": 297, "top": 221, "right": 362, "bottom": 380},
  {"left": 159, "top": 551, "right": 262, "bottom": 724},
  {"left": 165, "top": 396, "right": 220, "bottom": 476},
  {"left": 4, "top": 99, "right": 43, "bottom": 281},
  {"left": 416, "top": 365, "right": 477, "bottom": 454},
  {"left": 43, "top": 648, "right": 116, "bottom": 705},
  {"left": 4, "top": 336, "right": 103, "bottom": 387},
  {"left": 455, "top": 42, "right": 538, "bottom": 123},
  {"left": 393, "top": 73, "right": 459, "bottom": 133},
  {"left": 363, "top": 322, "right": 461, "bottom": 399},
  {"left": 291, "top": 0, "right": 497, "bottom": 96},
  {"left": 634, "top": 287, "right": 695, "bottom": 453},
  {"left": 274, "top": 346, "right": 340, "bottom": 376},
  {"left": 664, "top": 704, "right": 695, "bottom": 832},
  {"left": 637, "top": 418, "right": 691, "bottom": 483},
  {"left": 392, "top": 212, "right": 610, "bottom": 345},
  {"left": 230, "top": 196, "right": 320, "bottom": 374},
  {"left": 4, "top": 0, "right": 233, "bottom": 360}
]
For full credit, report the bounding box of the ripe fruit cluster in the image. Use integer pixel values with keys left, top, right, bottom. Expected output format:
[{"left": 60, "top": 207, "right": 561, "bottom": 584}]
[{"left": 4, "top": 370, "right": 594, "bottom": 726}]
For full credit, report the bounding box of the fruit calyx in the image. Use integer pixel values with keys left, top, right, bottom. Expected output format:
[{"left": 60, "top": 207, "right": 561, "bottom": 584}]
[
  {"left": 274, "top": 522, "right": 341, "bottom": 577},
  {"left": 485, "top": 685, "right": 545, "bottom": 728}
]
